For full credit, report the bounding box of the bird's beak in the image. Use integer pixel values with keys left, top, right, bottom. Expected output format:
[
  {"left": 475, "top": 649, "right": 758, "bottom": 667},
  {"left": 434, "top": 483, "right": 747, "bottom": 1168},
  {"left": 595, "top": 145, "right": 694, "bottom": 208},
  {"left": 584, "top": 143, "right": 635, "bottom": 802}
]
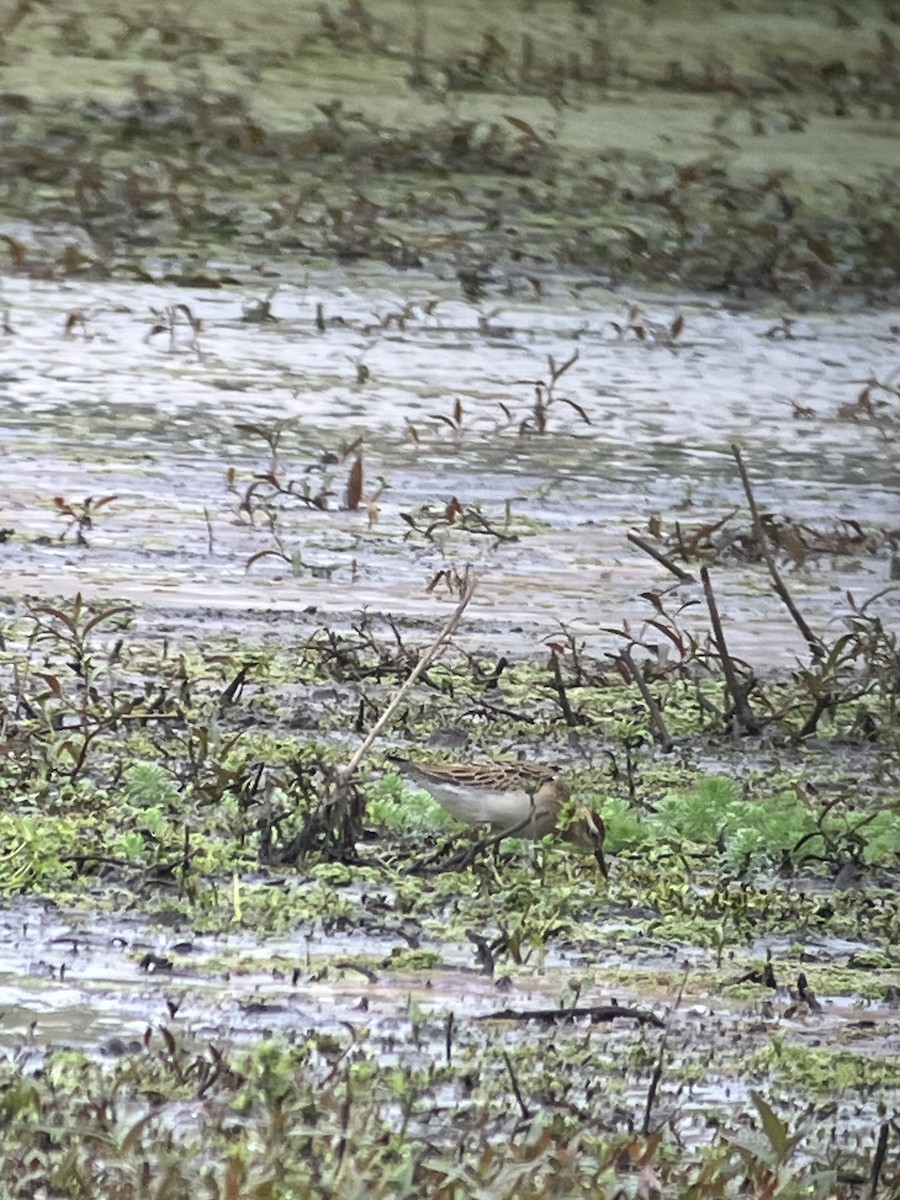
[
  {"left": 577, "top": 807, "right": 608, "bottom": 878},
  {"left": 593, "top": 843, "right": 609, "bottom": 878}
]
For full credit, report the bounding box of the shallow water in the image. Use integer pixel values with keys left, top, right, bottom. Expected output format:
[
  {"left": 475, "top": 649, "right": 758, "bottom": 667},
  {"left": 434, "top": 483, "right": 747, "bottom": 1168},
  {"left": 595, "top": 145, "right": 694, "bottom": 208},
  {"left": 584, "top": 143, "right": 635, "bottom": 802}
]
[
  {"left": 1, "top": 891, "right": 898, "bottom": 1167},
  {"left": 1, "top": 270, "right": 896, "bottom": 667}
]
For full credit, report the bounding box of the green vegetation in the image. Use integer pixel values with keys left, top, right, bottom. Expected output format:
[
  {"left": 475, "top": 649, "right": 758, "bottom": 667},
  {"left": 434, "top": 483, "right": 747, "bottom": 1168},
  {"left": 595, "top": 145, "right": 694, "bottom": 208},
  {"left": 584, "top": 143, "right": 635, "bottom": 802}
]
[
  {"left": 601, "top": 775, "right": 900, "bottom": 873},
  {"left": 0, "top": 586, "right": 897, "bottom": 1010},
  {"left": 0, "top": 0, "right": 898, "bottom": 1191},
  {"left": 0, "top": 1031, "right": 890, "bottom": 1200}
]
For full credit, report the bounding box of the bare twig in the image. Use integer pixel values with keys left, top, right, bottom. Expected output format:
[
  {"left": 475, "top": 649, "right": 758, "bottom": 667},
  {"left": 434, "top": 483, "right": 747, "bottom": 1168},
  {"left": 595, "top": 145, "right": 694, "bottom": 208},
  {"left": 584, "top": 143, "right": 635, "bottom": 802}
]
[
  {"left": 868, "top": 1121, "right": 889, "bottom": 1200},
  {"left": 203, "top": 506, "right": 214, "bottom": 555},
  {"left": 642, "top": 970, "right": 687, "bottom": 1134},
  {"left": 795, "top": 694, "right": 835, "bottom": 740},
  {"left": 549, "top": 650, "right": 579, "bottom": 725},
  {"left": 700, "top": 566, "right": 760, "bottom": 734},
  {"left": 627, "top": 531, "right": 696, "bottom": 582},
  {"left": 642, "top": 1056, "right": 665, "bottom": 1136},
  {"left": 619, "top": 647, "right": 674, "bottom": 752},
  {"left": 479, "top": 1004, "right": 664, "bottom": 1029},
  {"left": 340, "top": 572, "right": 477, "bottom": 784},
  {"left": 502, "top": 1050, "right": 531, "bottom": 1120},
  {"left": 731, "top": 443, "right": 824, "bottom": 659}
]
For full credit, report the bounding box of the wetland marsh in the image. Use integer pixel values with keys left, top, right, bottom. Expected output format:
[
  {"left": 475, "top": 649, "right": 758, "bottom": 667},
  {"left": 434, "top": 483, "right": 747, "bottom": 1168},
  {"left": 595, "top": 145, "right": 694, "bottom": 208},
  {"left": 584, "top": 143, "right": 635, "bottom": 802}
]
[{"left": 0, "top": 0, "right": 899, "bottom": 1195}]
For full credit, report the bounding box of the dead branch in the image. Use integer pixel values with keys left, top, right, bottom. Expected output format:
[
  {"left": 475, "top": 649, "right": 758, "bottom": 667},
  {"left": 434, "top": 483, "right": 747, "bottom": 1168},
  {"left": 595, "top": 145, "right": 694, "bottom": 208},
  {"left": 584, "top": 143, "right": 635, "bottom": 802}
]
[
  {"left": 868, "top": 1122, "right": 890, "bottom": 1200},
  {"left": 549, "top": 650, "right": 579, "bottom": 725},
  {"left": 731, "top": 443, "right": 824, "bottom": 659},
  {"left": 477, "top": 1004, "right": 664, "bottom": 1029},
  {"left": 700, "top": 566, "right": 760, "bottom": 734},
  {"left": 619, "top": 647, "right": 674, "bottom": 752},
  {"left": 340, "top": 571, "right": 477, "bottom": 784},
  {"left": 627, "top": 531, "right": 696, "bottom": 582}
]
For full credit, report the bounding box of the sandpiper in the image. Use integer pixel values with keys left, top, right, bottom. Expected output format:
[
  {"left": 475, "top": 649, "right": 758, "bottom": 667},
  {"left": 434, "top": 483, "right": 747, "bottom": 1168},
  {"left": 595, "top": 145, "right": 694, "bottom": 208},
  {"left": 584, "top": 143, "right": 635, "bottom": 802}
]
[{"left": 387, "top": 755, "right": 607, "bottom": 872}]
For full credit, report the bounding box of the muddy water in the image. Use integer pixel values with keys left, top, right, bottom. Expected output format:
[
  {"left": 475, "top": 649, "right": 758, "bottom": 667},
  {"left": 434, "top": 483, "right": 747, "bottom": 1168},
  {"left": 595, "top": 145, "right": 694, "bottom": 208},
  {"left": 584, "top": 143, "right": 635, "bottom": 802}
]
[
  {"left": 1, "top": 270, "right": 896, "bottom": 666},
  {"left": 0, "top": 896, "right": 611, "bottom": 1046}
]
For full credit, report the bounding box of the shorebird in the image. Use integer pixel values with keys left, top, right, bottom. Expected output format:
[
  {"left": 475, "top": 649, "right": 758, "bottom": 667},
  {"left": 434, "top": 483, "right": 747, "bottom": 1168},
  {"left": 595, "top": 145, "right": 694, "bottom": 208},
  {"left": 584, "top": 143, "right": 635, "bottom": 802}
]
[{"left": 387, "top": 755, "right": 607, "bottom": 873}]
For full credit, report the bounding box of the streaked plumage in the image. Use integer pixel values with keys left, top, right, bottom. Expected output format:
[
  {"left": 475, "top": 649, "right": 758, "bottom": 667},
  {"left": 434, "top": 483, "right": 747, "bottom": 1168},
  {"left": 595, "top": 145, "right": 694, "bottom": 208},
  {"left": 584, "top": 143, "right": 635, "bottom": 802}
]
[{"left": 387, "top": 755, "right": 607, "bottom": 872}]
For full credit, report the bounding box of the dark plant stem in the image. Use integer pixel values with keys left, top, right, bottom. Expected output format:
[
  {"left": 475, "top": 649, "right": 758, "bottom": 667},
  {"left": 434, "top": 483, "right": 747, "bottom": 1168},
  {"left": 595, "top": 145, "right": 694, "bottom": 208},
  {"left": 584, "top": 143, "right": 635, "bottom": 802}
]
[
  {"left": 642, "top": 1054, "right": 664, "bottom": 1136},
  {"left": 731, "top": 443, "right": 824, "bottom": 659},
  {"left": 868, "top": 1121, "right": 889, "bottom": 1200},
  {"left": 624, "top": 741, "right": 639, "bottom": 801},
  {"left": 409, "top": 0, "right": 427, "bottom": 87},
  {"left": 700, "top": 566, "right": 760, "bottom": 735},
  {"left": 181, "top": 823, "right": 191, "bottom": 896},
  {"left": 549, "top": 650, "right": 579, "bottom": 725},
  {"left": 643, "top": 973, "right": 687, "bottom": 1133},
  {"left": 333, "top": 1071, "right": 352, "bottom": 1181},
  {"left": 620, "top": 648, "right": 673, "bottom": 752},
  {"left": 795, "top": 693, "right": 834, "bottom": 740},
  {"left": 627, "top": 531, "right": 695, "bottom": 582},
  {"left": 502, "top": 1050, "right": 531, "bottom": 1121}
]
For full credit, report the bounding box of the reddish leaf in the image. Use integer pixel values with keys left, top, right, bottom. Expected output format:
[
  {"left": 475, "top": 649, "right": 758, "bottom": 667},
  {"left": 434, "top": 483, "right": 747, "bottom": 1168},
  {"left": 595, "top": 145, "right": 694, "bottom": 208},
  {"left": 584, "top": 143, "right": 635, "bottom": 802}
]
[
  {"left": 245, "top": 548, "right": 290, "bottom": 571},
  {"left": 39, "top": 674, "right": 63, "bottom": 698},
  {"left": 345, "top": 455, "right": 364, "bottom": 510},
  {"left": 646, "top": 619, "right": 685, "bottom": 652},
  {"left": 613, "top": 658, "right": 632, "bottom": 684},
  {"left": 558, "top": 397, "right": 591, "bottom": 423},
  {"left": 503, "top": 114, "right": 546, "bottom": 145},
  {"left": 175, "top": 303, "right": 201, "bottom": 331},
  {"left": 430, "top": 414, "right": 459, "bottom": 430},
  {"left": 0, "top": 234, "right": 28, "bottom": 270},
  {"left": 445, "top": 497, "right": 463, "bottom": 522},
  {"left": 548, "top": 349, "right": 579, "bottom": 382},
  {"left": 82, "top": 605, "right": 133, "bottom": 635},
  {"left": 31, "top": 605, "right": 78, "bottom": 634}
]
